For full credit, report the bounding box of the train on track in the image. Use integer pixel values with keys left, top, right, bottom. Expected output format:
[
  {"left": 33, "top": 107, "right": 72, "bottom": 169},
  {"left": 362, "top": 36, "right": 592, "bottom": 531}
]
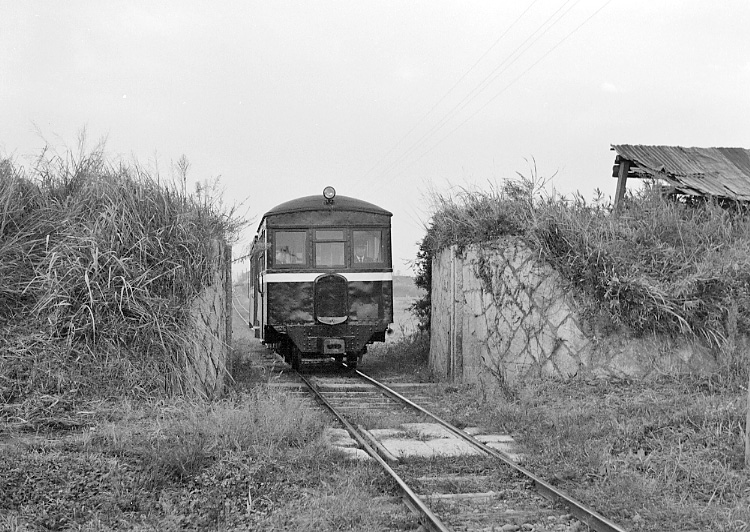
[{"left": 248, "top": 186, "right": 393, "bottom": 369}]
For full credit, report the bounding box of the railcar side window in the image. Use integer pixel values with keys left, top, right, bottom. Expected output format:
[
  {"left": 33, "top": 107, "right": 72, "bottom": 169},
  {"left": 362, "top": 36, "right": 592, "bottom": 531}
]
[
  {"left": 275, "top": 231, "right": 307, "bottom": 265},
  {"left": 315, "top": 230, "right": 345, "bottom": 267},
  {"left": 352, "top": 230, "right": 382, "bottom": 264}
]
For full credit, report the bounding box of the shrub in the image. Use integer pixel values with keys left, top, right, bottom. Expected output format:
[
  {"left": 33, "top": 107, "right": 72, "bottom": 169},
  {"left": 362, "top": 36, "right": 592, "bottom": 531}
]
[
  {"left": 419, "top": 174, "right": 750, "bottom": 371},
  {"left": 410, "top": 236, "right": 433, "bottom": 331}
]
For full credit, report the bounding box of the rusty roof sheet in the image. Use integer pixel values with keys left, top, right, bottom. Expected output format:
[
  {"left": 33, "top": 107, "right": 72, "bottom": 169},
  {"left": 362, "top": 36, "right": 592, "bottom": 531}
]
[{"left": 611, "top": 144, "right": 750, "bottom": 200}]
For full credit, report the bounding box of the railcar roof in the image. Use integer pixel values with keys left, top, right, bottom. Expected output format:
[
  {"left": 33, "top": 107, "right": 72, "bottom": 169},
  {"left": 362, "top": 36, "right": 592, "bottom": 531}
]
[{"left": 263, "top": 194, "right": 392, "bottom": 219}]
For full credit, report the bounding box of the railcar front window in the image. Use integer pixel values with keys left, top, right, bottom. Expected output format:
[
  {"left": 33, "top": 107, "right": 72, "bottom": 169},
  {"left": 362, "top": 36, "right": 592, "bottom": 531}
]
[
  {"left": 315, "top": 229, "right": 345, "bottom": 267},
  {"left": 275, "top": 231, "right": 307, "bottom": 266},
  {"left": 352, "top": 230, "right": 382, "bottom": 264},
  {"left": 316, "top": 242, "right": 345, "bottom": 267}
]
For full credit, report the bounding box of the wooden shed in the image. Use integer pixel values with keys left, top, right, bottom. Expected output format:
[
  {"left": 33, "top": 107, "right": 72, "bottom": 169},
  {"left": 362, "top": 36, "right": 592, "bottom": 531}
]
[{"left": 611, "top": 144, "right": 750, "bottom": 209}]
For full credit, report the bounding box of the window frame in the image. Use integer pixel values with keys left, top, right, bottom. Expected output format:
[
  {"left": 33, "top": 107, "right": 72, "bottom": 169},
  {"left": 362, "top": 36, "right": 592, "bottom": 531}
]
[
  {"left": 313, "top": 228, "right": 346, "bottom": 268},
  {"left": 273, "top": 230, "right": 308, "bottom": 267},
  {"left": 351, "top": 229, "right": 384, "bottom": 267}
]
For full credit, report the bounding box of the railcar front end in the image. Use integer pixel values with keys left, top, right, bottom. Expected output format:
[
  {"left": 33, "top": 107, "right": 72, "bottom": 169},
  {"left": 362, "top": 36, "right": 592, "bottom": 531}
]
[{"left": 249, "top": 187, "right": 393, "bottom": 369}]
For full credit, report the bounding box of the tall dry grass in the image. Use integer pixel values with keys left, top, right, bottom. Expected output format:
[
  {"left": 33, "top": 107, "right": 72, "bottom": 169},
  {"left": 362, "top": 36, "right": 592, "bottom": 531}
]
[
  {"left": 419, "top": 175, "right": 750, "bottom": 381},
  {"left": 0, "top": 145, "right": 243, "bottom": 407}
]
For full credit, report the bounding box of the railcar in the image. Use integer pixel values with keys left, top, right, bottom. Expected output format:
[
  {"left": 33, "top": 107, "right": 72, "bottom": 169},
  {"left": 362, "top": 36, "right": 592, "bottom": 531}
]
[{"left": 249, "top": 187, "right": 393, "bottom": 369}]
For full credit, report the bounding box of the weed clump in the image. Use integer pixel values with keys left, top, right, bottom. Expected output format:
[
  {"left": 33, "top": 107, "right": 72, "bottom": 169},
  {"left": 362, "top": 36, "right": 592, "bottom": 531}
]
[{"left": 363, "top": 330, "right": 431, "bottom": 382}]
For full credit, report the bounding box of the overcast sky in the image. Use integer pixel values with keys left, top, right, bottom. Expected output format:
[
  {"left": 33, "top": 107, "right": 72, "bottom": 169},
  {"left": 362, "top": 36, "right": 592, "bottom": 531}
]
[{"left": 2, "top": 1, "right": 749, "bottom": 272}]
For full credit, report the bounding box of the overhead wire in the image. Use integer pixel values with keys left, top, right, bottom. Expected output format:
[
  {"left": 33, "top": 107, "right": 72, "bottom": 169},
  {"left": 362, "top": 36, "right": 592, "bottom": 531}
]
[
  {"left": 366, "top": 0, "right": 581, "bottom": 190},
  {"left": 373, "top": 0, "right": 615, "bottom": 189},
  {"left": 413, "top": 0, "right": 615, "bottom": 165},
  {"left": 354, "top": 0, "right": 540, "bottom": 188}
]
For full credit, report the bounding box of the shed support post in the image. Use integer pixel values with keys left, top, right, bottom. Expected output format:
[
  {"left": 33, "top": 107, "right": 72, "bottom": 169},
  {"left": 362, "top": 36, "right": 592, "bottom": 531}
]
[{"left": 614, "top": 159, "right": 630, "bottom": 214}]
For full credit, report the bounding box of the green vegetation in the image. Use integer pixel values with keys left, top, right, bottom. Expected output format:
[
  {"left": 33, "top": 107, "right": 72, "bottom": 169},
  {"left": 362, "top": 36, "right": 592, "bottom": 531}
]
[
  {"left": 0, "top": 388, "right": 412, "bottom": 531},
  {"left": 356, "top": 330, "right": 750, "bottom": 532},
  {"left": 407, "top": 174, "right": 750, "bottom": 530},
  {"left": 361, "top": 330, "right": 431, "bottom": 382},
  {"left": 416, "top": 175, "right": 750, "bottom": 379},
  {"left": 1, "top": 145, "right": 242, "bottom": 418},
  {"left": 423, "top": 377, "right": 750, "bottom": 532},
  {"left": 410, "top": 240, "right": 432, "bottom": 332},
  {"left": 0, "top": 297, "right": 414, "bottom": 531},
  {"left": 363, "top": 328, "right": 749, "bottom": 531},
  {"left": 5, "top": 143, "right": 749, "bottom": 532}
]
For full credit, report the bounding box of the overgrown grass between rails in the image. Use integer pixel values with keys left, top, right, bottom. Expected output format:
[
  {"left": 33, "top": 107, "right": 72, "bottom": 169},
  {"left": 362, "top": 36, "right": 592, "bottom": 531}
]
[{"left": 418, "top": 174, "right": 750, "bottom": 382}]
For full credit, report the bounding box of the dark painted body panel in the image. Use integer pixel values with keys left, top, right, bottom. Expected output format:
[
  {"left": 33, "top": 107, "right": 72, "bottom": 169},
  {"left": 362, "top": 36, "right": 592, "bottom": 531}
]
[
  {"left": 267, "top": 282, "right": 313, "bottom": 324},
  {"left": 265, "top": 279, "right": 393, "bottom": 355},
  {"left": 251, "top": 192, "right": 393, "bottom": 362}
]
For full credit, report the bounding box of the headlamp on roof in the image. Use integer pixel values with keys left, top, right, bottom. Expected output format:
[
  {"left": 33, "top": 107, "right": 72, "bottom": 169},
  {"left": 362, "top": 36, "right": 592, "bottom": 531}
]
[{"left": 323, "top": 186, "right": 336, "bottom": 204}]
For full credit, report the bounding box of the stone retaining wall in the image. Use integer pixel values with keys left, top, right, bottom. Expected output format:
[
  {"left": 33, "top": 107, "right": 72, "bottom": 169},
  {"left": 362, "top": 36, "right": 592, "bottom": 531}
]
[
  {"left": 430, "top": 237, "right": 719, "bottom": 394},
  {"left": 185, "top": 240, "right": 232, "bottom": 398}
]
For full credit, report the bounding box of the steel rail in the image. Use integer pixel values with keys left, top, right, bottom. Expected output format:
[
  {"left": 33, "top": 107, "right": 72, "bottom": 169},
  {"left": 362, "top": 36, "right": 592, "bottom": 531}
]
[
  {"left": 231, "top": 297, "right": 251, "bottom": 327},
  {"left": 294, "top": 372, "right": 452, "bottom": 532},
  {"left": 352, "top": 368, "right": 628, "bottom": 532}
]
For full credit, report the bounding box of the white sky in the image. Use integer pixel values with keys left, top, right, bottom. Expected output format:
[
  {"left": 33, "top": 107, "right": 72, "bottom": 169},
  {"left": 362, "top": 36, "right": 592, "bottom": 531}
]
[{"left": 2, "top": 1, "right": 749, "bottom": 273}]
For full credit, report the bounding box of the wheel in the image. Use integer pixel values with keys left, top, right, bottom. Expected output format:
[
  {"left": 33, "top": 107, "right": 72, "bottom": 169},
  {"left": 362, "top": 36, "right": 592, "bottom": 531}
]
[
  {"left": 279, "top": 340, "right": 292, "bottom": 364},
  {"left": 290, "top": 345, "right": 302, "bottom": 370}
]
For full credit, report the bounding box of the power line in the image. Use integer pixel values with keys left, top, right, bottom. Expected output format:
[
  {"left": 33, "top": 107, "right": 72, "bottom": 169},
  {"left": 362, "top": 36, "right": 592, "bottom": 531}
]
[
  {"left": 355, "top": 1, "right": 540, "bottom": 188},
  {"left": 367, "top": 0, "right": 581, "bottom": 188},
  {"left": 377, "top": 0, "right": 615, "bottom": 187}
]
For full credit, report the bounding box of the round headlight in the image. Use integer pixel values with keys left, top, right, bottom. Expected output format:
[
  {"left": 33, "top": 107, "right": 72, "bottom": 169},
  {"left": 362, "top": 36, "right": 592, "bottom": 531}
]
[{"left": 323, "top": 186, "right": 336, "bottom": 200}]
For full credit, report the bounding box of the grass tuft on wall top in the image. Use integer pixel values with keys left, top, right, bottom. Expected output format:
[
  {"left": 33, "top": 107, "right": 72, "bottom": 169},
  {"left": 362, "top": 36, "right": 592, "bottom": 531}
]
[
  {"left": 1, "top": 145, "right": 244, "bottom": 411},
  {"left": 417, "top": 173, "right": 750, "bottom": 376}
]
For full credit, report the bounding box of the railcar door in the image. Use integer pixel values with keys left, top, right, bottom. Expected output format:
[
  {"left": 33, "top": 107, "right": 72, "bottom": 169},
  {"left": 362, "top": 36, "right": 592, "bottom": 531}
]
[{"left": 251, "top": 228, "right": 268, "bottom": 339}]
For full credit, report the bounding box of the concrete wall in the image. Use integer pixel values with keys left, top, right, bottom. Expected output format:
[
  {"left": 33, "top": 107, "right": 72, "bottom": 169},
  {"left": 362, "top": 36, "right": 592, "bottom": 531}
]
[
  {"left": 185, "top": 240, "right": 232, "bottom": 399},
  {"left": 430, "top": 237, "right": 719, "bottom": 394}
]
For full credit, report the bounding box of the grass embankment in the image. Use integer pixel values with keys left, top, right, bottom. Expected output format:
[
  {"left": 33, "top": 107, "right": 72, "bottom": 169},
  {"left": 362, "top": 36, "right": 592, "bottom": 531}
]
[
  {"left": 1, "top": 147, "right": 242, "bottom": 406},
  {"left": 0, "top": 148, "right": 416, "bottom": 531},
  {"left": 413, "top": 177, "right": 750, "bottom": 531},
  {"left": 420, "top": 178, "right": 750, "bottom": 367}
]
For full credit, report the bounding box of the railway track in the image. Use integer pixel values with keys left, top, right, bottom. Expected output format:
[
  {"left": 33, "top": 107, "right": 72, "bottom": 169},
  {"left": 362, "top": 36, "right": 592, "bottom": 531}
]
[{"left": 249, "top": 345, "right": 627, "bottom": 532}]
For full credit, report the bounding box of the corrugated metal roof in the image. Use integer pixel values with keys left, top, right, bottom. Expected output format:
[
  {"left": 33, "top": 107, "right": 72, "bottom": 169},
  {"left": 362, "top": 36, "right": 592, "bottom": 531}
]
[{"left": 611, "top": 144, "right": 750, "bottom": 200}]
